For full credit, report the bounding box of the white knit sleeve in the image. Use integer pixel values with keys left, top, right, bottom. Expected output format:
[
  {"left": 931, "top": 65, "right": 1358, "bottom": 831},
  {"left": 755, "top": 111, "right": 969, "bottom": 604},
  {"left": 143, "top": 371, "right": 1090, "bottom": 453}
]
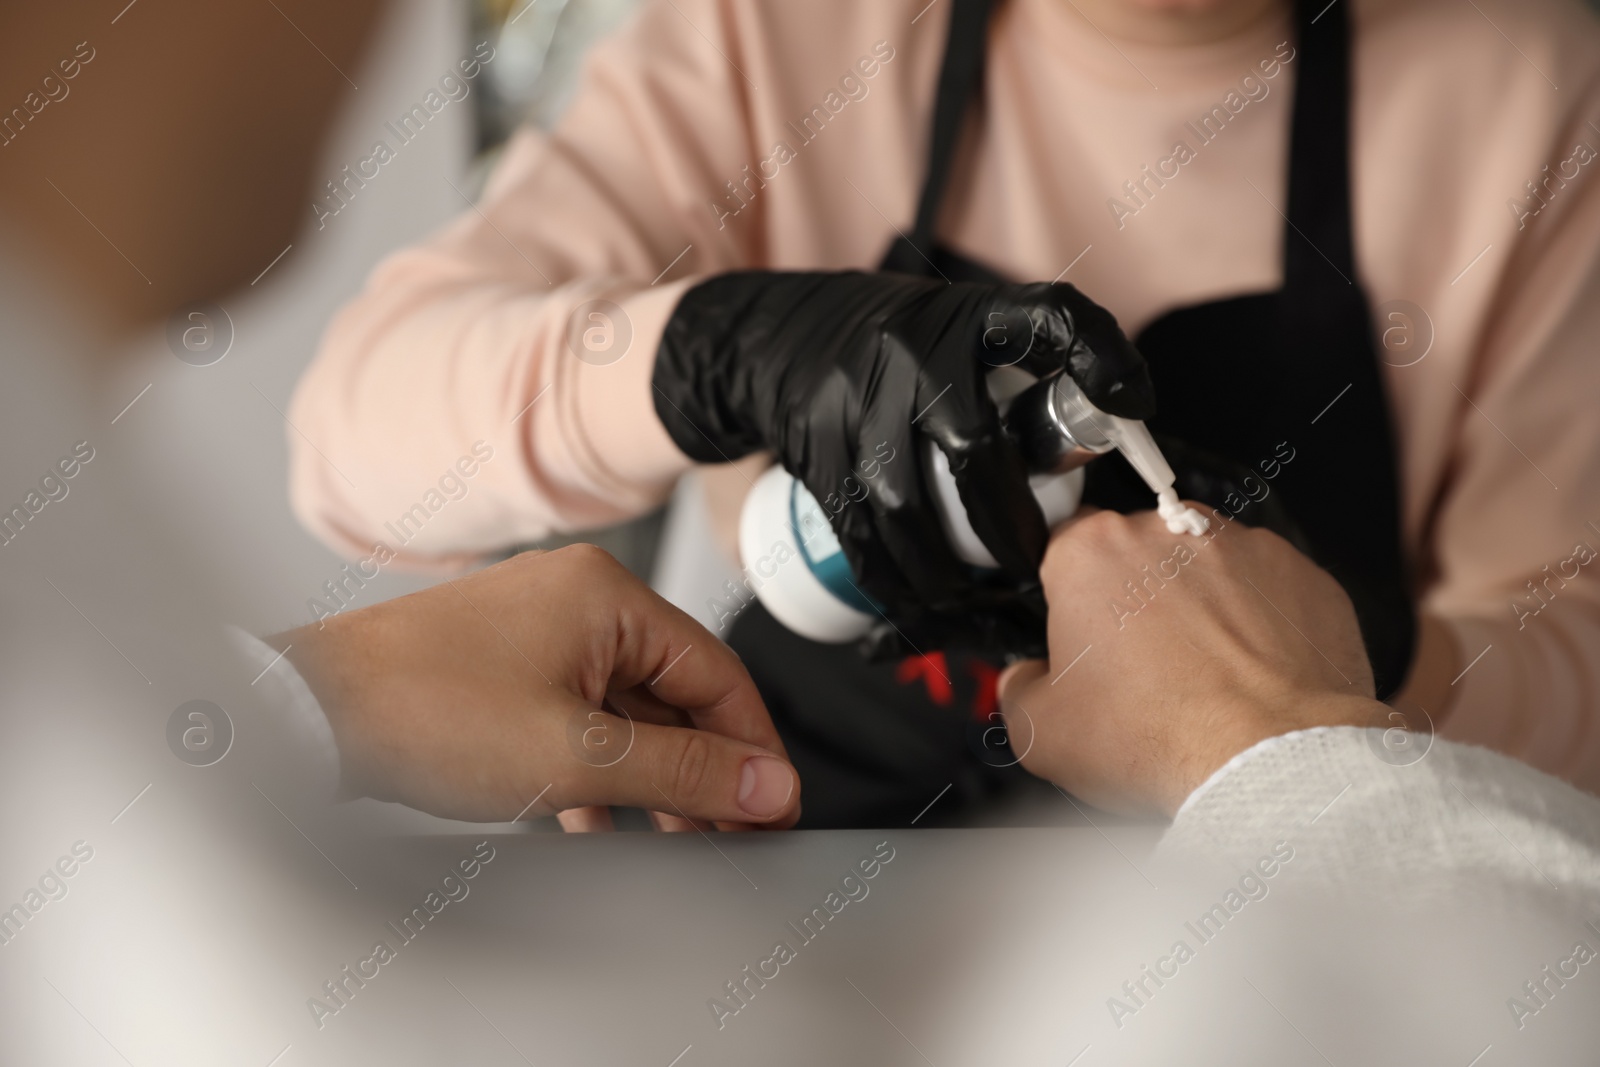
[
  {"left": 1158, "top": 726, "right": 1600, "bottom": 897},
  {"left": 225, "top": 624, "right": 342, "bottom": 800}
]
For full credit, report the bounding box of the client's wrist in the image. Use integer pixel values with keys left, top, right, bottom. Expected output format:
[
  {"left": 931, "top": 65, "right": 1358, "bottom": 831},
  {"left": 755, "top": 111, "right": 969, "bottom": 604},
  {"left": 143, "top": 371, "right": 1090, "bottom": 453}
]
[{"left": 1163, "top": 690, "right": 1379, "bottom": 818}]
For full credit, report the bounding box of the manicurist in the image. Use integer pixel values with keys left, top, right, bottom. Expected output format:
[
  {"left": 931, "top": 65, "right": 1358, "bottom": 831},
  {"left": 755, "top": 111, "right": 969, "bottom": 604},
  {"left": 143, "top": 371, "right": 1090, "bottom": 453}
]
[{"left": 290, "top": 0, "right": 1600, "bottom": 824}]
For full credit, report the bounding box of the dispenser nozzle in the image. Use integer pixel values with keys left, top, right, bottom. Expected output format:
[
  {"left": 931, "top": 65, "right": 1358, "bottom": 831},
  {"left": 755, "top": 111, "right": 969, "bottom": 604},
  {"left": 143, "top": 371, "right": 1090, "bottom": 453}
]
[
  {"left": 1099, "top": 416, "right": 1210, "bottom": 536},
  {"left": 1002, "top": 373, "right": 1208, "bottom": 536}
]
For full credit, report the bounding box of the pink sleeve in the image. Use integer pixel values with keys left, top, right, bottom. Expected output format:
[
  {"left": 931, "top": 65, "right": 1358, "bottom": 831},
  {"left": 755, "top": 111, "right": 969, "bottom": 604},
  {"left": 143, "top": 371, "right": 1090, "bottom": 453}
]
[
  {"left": 287, "top": 0, "right": 767, "bottom": 569},
  {"left": 1428, "top": 104, "right": 1600, "bottom": 793}
]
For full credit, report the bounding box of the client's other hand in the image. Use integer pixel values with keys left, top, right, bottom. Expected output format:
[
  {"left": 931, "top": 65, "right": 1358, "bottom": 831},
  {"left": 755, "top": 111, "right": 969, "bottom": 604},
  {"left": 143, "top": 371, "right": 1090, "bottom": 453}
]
[
  {"left": 999, "top": 509, "right": 1377, "bottom": 817},
  {"left": 275, "top": 544, "right": 800, "bottom": 831}
]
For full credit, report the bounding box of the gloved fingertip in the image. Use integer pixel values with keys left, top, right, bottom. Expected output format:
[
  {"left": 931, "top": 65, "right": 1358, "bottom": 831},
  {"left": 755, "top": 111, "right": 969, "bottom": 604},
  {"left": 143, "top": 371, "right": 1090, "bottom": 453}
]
[
  {"left": 1071, "top": 354, "right": 1157, "bottom": 421},
  {"left": 1102, "top": 368, "right": 1158, "bottom": 421}
]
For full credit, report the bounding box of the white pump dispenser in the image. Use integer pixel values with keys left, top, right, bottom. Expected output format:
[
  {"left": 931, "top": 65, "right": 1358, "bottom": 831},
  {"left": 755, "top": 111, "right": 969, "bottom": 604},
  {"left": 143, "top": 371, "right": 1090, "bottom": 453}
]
[{"left": 736, "top": 371, "right": 1205, "bottom": 643}]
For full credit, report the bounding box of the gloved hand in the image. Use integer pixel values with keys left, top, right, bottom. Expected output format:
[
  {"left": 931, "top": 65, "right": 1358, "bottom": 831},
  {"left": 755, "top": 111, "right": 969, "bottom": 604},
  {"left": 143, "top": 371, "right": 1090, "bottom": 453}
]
[{"left": 652, "top": 270, "right": 1155, "bottom": 654}]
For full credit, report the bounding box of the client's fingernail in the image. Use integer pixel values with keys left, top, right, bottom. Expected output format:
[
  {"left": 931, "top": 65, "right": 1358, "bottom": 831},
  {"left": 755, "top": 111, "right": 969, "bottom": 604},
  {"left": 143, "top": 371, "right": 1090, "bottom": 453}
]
[{"left": 738, "top": 756, "right": 795, "bottom": 819}]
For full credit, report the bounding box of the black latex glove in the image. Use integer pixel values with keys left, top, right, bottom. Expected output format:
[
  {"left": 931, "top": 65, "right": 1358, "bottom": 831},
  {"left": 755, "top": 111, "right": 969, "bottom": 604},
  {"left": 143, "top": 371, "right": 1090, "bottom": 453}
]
[{"left": 652, "top": 270, "right": 1155, "bottom": 653}]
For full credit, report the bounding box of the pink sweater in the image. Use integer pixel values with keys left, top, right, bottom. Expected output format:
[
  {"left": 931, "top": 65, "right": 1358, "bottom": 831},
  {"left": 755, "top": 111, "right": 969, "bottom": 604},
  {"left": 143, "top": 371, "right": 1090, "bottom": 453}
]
[{"left": 289, "top": 0, "right": 1600, "bottom": 790}]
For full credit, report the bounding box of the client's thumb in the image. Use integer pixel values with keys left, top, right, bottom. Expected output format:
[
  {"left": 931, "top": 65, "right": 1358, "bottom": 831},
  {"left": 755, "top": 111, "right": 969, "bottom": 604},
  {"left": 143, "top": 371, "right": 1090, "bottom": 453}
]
[{"left": 572, "top": 718, "right": 801, "bottom": 828}]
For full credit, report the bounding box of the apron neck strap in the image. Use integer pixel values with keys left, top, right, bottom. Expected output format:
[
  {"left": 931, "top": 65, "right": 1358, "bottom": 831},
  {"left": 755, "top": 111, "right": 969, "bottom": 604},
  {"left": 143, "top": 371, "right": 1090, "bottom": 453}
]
[
  {"left": 913, "top": 0, "right": 994, "bottom": 241},
  {"left": 1284, "top": 0, "right": 1358, "bottom": 292},
  {"left": 895, "top": 0, "right": 1357, "bottom": 293},
  {"left": 887, "top": 0, "right": 994, "bottom": 271}
]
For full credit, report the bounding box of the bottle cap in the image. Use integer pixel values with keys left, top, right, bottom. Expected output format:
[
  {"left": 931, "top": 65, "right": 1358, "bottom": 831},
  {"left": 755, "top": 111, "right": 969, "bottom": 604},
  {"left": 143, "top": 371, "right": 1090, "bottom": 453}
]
[{"left": 737, "top": 465, "right": 876, "bottom": 643}]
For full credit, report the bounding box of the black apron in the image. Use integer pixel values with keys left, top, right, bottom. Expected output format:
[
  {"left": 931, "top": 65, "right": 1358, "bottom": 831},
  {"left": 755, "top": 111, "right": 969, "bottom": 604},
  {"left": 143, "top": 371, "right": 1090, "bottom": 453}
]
[{"left": 729, "top": 0, "right": 1415, "bottom": 829}]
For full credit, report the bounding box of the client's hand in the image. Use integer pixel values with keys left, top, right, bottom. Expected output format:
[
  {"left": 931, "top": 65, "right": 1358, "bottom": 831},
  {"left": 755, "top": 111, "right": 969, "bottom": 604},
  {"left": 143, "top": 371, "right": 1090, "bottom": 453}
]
[
  {"left": 998, "top": 509, "right": 1378, "bottom": 817},
  {"left": 275, "top": 544, "right": 800, "bottom": 831}
]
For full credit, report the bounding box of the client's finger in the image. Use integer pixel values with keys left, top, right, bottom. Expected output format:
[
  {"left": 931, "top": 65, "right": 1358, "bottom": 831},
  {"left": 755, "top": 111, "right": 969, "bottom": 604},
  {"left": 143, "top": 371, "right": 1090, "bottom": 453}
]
[
  {"left": 607, "top": 686, "right": 691, "bottom": 729},
  {"left": 603, "top": 573, "right": 790, "bottom": 759},
  {"left": 648, "top": 810, "right": 705, "bottom": 832},
  {"left": 998, "top": 658, "right": 1049, "bottom": 705},
  {"left": 558, "top": 806, "right": 615, "bottom": 832},
  {"left": 565, "top": 717, "right": 801, "bottom": 828}
]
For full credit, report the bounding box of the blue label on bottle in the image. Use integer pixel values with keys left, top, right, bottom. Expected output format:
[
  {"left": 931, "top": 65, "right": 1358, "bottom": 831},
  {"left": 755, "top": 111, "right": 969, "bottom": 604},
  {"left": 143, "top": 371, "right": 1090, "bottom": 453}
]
[{"left": 789, "top": 481, "right": 880, "bottom": 615}]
